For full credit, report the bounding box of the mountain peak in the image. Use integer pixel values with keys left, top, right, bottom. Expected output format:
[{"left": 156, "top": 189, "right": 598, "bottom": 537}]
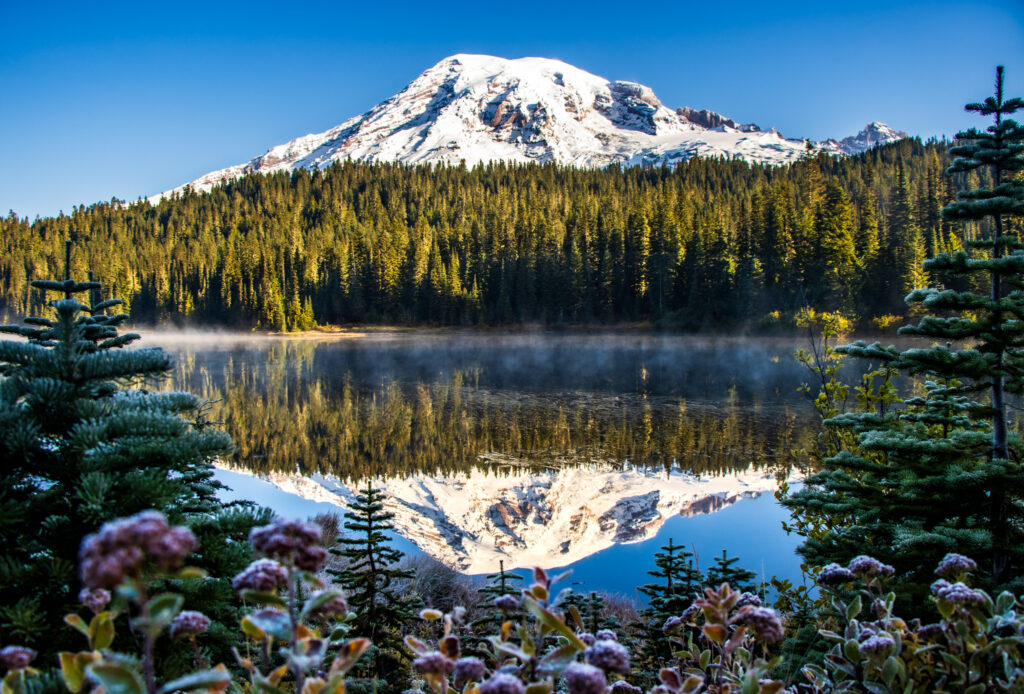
[{"left": 151, "top": 54, "right": 907, "bottom": 201}]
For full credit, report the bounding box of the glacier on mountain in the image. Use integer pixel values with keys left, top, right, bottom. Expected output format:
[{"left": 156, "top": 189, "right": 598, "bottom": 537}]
[{"left": 152, "top": 54, "right": 907, "bottom": 202}]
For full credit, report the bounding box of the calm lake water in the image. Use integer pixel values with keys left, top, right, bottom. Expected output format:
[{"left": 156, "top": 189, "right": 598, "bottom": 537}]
[{"left": 149, "top": 331, "right": 818, "bottom": 598}]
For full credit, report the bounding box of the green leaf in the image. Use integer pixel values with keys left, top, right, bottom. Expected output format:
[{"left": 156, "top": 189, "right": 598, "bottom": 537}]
[
  {"left": 521, "top": 596, "right": 587, "bottom": 650},
  {"left": 240, "top": 590, "right": 287, "bottom": 608},
  {"left": 525, "top": 681, "right": 553, "bottom": 694},
  {"left": 846, "top": 595, "right": 862, "bottom": 621},
  {"left": 60, "top": 653, "right": 86, "bottom": 694},
  {"left": 157, "top": 666, "right": 230, "bottom": 694},
  {"left": 246, "top": 610, "right": 290, "bottom": 641},
  {"left": 301, "top": 590, "right": 344, "bottom": 620},
  {"left": 240, "top": 617, "right": 266, "bottom": 641},
  {"left": 64, "top": 614, "right": 91, "bottom": 639},
  {"left": 86, "top": 661, "right": 145, "bottom": 694},
  {"left": 91, "top": 613, "right": 116, "bottom": 651},
  {"left": 537, "top": 644, "right": 578, "bottom": 678},
  {"left": 147, "top": 592, "right": 184, "bottom": 630}
]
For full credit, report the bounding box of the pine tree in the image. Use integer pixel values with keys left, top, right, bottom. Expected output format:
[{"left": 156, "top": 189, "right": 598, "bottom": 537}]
[
  {"left": 330, "top": 484, "right": 418, "bottom": 682},
  {"left": 631, "top": 539, "right": 703, "bottom": 678},
  {"left": 465, "top": 560, "right": 522, "bottom": 662},
  {"left": 785, "top": 67, "right": 1024, "bottom": 600},
  {"left": 0, "top": 242, "right": 266, "bottom": 667},
  {"left": 704, "top": 550, "right": 757, "bottom": 592}
]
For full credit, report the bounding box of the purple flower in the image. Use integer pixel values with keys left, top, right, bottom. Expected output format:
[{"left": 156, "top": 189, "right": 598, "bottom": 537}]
[
  {"left": 930, "top": 578, "right": 951, "bottom": 596},
  {"left": 662, "top": 616, "right": 684, "bottom": 633},
  {"left": 564, "top": 662, "right": 607, "bottom": 694},
  {"left": 848, "top": 555, "right": 895, "bottom": 580},
  {"left": 453, "top": 657, "right": 487, "bottom": 688},
  {"left": 494, "top": 594, "right": 520, "bottom": 611},
  {"left": 936, "top": 581, "right": 986, "bottom": 608},
  {"left": 78, "top": 588, "right": 111, "bottom": 614},
  {"left": 79, "top": 512, "right": 197, "bottom": 590},
  {"left": 610, "top": 683, "right": 642, "bottom": 694},
  {"left": 733, "top": 606, "right": 784, "bottom": 644},
  {"left": 479, "top": 673, "right": 526, "bottom": 694},
  {"left": 936, "top": 553, "right": 977, "bottom": 580},
  {"left": 680, "top": 603, "right": 700, "bottom": 621},
  {"left": 858, "top": 634, "right": 895, "bottom": 657},
  {"left": 249, "top": 518, "right": 327, "bottom": 571},
  {"left": 818, "top": 563, "right": 855, "bottom": 587},
  {"left": 579, "top": 632, "right": 596, "bottom": 646},
  {"left": 735, "top": 592, "right": 762, "bottom": 608},
  {"left": 412, "top": 651, "right": 452, "bottom": 676},
  {"left": 0, "top": 647, "right": 35, "bottom": 671},
  {"left": 232, "top": 558, "right": 288, "bottom": 593},
  {"left": 585, "top": 639, "right": 630, "bottom": 674},
  {"left": 595, "top": 629, "right": 617, "bottom": 641},
  {"left": 170, "top": 610, "right": 210, "bottom": 639}
]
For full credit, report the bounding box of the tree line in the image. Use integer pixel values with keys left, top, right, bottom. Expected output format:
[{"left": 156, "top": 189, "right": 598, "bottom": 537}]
[{"left": 0, "top": 138, "right": 1003, "bottom": 330}]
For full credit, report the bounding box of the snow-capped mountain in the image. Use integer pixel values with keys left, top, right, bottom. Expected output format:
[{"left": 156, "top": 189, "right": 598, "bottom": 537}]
[
  {"left": 154, "top": 54, "right": 907, "bottom": 201},
  {"left": 217, "top": 461, "right": 791, "bottom": 574}
]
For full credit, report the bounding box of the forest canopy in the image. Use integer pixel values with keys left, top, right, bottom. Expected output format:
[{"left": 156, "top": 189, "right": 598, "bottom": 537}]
[{"left": 0, "top": 138, "right": 998, "bottom": 331}]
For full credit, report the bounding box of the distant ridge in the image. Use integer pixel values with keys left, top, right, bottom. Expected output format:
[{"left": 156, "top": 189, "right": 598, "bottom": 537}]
[{"left": 153, "top": 54, "right": 907, "bottom": 201}]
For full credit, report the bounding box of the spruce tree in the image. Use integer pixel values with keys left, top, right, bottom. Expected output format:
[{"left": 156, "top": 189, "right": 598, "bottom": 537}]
[
  {"left": 785, "top": 67, "right": 1024, "bottom": 599},
  {"left": 466, "top": 559, "right": 522, "bottom": 659},
  {"left": 704, "top": 549, "right": 757, "bottom": 593},
  {"left": 0, "top": 243, "right": 266, "bottom": 666},
  {"left": 631, "top": 539, "right": 703, "bottom": 678},
  {"left": 330, "top": 484, "right": 418, "bottom": 683}
]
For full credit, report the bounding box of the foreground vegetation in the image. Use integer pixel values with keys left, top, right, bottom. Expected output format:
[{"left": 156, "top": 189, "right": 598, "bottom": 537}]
[{"left": 2, "top": 68, "right": 1024, "bottom": 692}]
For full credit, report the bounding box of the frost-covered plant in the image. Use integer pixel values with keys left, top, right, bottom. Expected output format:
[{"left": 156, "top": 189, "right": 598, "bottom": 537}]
[
  {"left": 801, "top": 553, "right": 1024, "bottom": 693},
  {"left": 233, "top": 517, "right": 369, "bottom": 694},
  {"left": 659, "top": 582, "right": 786, "bottom": 693},
  {"left": 54, "top": 512, "right": 369, "bottom": 694},
  {"left": 404, "top": 567, "right": 629, "bottom": 694},
  {"left": 59, "top": 511, "right": 230, "bottom": 694}
]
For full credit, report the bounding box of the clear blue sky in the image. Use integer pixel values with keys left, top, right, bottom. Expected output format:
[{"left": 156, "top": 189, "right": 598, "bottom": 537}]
[{"left": 2, "top": 0, "right": 1022, "bottom": 219}]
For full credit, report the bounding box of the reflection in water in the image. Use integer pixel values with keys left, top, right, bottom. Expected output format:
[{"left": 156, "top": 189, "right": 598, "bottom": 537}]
[
  {"left": 154, "top": 333, "right": 816, "bottom": 576},
  {"left": 161, "top": 334, "right": 815, "bottom": 481}
]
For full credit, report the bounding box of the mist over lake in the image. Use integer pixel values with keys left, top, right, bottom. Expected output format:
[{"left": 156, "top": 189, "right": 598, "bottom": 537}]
[{"left": 145, "top": 331, "right": 817, "bottom": 595}]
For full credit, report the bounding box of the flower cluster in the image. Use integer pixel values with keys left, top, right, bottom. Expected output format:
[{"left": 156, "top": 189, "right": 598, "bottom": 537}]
[
  {"left": 848, "top": 555, "right": 895, "bottom": 580},
  {"left": 0, "top": 646, "right": 35, "bottom": 671},
  {"left": 563, "top": 662, "right": 607, "bottom": 694},
  {"left": 249, "top": 518, "right": 328, "bottom": 571},
  {"left": 935, "top": 553, "right": 977, "bottom": 580},
  {"left": 232, "top": 558, "right": 288, "bottom": 593},
  {"left": 170, "top": 610, "right": 211, "bottom": 639},
  {"left": 584, "top": 639, "right": 630, "bottom": 673},
  {"left": 733, "top": 606, "right": 784, "bottom": 644},
  {"left": 78, "top": 588, "right": 111, "bottom": 614},
  {"left": 817, "top": 563, "right": 855, "bottom": 587},
  {"left": 79, "top": 511, "right": 197, "bottom": 589}
]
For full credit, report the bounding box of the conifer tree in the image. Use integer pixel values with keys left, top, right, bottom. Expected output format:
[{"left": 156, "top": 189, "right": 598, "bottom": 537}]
[
  {"left": 631, "top": 539, "right": 703, "bottom": 677},
  {"left": 704, "top": 549, "right": 757, "bottom": 592},
  {"left": 465, "top": 560, "right": 522, "bottom": 661},
  {"left": 0, "top": 242, "right": 266, "bottom": 665},
  {"left": 330, "top": 484, "right": 418, "bottom": 682},
  {"left": 785, "top": 67, "right": 1024, "bottom": 600}
]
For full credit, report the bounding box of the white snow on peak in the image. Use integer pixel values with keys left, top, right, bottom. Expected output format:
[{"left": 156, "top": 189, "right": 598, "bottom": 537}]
[
  {"left": 152, "top": 54, "right": 907, "bottom": 201},
  {"left": 217, "top": 461, "right": 794, "bottom": 575}
]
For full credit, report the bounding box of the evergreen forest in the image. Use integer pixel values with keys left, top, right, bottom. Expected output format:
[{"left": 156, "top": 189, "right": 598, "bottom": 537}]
[{"left": 0, "top": 138, "right": 1000, "bottom": 330}]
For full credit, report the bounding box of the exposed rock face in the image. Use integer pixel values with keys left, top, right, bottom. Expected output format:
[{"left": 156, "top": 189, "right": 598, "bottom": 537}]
[
  {"left": 217, "top": 462, "right": 790, "bottom": 574},
  {"left": 152, "top": 54, "right": 906, "bottom": 201}
]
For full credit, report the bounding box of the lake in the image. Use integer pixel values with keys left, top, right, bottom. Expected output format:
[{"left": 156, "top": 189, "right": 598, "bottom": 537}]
[{"left": 148, "top": 331, "right": 818, "bottom": 598}]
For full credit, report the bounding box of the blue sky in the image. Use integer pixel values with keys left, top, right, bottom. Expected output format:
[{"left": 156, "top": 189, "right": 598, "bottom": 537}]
[{"left": 2, "top": 0, "right": 1022, "bottom": 219}]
